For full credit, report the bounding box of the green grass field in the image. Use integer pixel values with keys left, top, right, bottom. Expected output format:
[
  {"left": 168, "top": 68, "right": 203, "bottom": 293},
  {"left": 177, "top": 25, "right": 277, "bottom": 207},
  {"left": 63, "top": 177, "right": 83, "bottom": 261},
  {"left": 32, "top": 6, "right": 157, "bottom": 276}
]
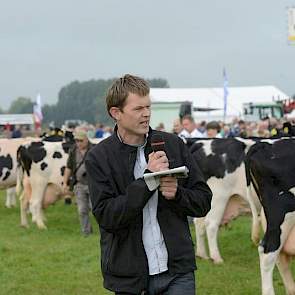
[{"left": 0, "top": 191, "right": 292, "bottom": 295}]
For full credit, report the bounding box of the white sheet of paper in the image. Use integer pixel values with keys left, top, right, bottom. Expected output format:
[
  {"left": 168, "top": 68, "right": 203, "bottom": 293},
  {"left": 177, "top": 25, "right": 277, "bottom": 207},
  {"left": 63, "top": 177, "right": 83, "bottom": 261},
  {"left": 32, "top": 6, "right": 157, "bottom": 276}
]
[{"left": 144, "top": 166, "right": 189, "bottom": 179}]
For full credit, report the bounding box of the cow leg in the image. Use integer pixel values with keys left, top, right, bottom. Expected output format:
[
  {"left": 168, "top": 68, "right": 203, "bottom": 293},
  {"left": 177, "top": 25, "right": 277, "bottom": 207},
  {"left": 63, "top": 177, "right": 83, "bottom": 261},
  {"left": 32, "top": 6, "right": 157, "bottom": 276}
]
[
  {"left": 206, "top": 193, "right": 229, "bottom": 264},
  {"left": 5, "top": 187, "right": 16, "bottom": 208},
  {"left": 276, "top": 252, "right": 295, "bottom": 295},
  {"left": 194, "top": 217, "right": 209, "bottom": 259},
  {"left": 20, "top": 191, "right": 29, "bottom": 228},
  {"left": 30, "top": 181, "right": 47, "bottom": 229},
  {"left": 246, "top": 185, "right": 261, "bottom": 245},
  {"left": 259, "top": 246, "right": 278, "bottom": 295},
  {"left": 259, "top": 209, "right": 294, "bottom": 295},
  {"left": 275, "top": 213, "right": 295, "bottom": 295}
]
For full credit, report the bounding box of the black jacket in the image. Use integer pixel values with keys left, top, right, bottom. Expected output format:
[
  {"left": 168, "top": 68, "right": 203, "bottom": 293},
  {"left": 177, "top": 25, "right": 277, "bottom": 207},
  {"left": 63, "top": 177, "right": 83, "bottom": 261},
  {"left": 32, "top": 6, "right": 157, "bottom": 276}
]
[{"left": 85, "top": 128, "right": 212, "bottom": 294}]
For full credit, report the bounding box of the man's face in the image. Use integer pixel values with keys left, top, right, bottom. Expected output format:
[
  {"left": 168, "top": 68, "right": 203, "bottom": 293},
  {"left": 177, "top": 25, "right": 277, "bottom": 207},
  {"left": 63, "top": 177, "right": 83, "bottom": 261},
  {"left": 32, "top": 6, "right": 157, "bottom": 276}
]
[
  {"left": 182, "top": 119, "right": 195, "bottom": 133},
  {"left": 113, "top": 93, "right": 151, "bottom": 140},
  {"left": 173, "top": 120, "right": 182, "bottom": 134},
  {"left": 207, "top": 128, "right": 218, "bottom": 138},
  {"left": 75, "top": 137, "right": 89, "bottom": 150}
]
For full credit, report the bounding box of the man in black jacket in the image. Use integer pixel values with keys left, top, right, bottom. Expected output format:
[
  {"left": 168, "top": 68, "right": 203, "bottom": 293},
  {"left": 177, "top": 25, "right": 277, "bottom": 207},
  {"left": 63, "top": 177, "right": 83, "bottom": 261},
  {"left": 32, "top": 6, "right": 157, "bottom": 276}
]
[{"left": 85, "top": 74, "right": 212, "bottom": 295}]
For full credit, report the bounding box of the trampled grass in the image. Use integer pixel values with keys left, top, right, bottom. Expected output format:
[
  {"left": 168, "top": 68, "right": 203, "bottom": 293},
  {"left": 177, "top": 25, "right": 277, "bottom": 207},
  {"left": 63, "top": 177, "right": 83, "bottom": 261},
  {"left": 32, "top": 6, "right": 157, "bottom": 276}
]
[{"left": 0, "top": 191, "right": 292, "bottom": 294}]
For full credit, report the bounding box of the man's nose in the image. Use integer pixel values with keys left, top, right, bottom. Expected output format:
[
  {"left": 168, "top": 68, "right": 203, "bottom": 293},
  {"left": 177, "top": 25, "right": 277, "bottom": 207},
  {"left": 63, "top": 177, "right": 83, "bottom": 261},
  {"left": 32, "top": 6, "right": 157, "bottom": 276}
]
[{"left": 143, "top": 108, "right": 151, "bottom": 117}]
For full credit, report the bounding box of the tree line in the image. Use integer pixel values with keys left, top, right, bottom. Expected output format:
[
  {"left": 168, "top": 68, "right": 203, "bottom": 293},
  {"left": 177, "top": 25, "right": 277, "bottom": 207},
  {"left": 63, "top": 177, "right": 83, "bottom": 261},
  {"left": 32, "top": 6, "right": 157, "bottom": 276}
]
[{"left": 4, "top": 77, "right": 169, "bottom": 127}]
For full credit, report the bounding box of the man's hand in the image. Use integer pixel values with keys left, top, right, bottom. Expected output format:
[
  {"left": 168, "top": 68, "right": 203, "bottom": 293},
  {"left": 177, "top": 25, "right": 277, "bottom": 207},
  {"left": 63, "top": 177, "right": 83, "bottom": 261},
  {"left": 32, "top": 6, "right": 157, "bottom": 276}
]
[
  {"left": 147, "top": 151, "right": 169, "bottom": 172},
  {"left": 159, "top": 176, "right": 178, "bottom": 200}
]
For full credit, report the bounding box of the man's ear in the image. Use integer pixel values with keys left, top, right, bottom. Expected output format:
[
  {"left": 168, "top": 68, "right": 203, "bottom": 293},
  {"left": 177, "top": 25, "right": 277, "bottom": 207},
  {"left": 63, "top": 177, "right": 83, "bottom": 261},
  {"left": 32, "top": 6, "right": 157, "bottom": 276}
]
[{"left": 109, "top": 107, "right": 121, "bottom": 121}]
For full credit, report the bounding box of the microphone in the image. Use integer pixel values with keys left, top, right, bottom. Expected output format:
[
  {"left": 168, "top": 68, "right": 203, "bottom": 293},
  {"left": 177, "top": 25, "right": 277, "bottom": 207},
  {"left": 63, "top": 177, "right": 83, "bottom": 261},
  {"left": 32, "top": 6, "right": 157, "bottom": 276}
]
[
  {"left": 151, "top": 134, "right": 165, "bottom": 152},
  {"left": 145, "top": 133, "right": 189, "bottom": 182}
]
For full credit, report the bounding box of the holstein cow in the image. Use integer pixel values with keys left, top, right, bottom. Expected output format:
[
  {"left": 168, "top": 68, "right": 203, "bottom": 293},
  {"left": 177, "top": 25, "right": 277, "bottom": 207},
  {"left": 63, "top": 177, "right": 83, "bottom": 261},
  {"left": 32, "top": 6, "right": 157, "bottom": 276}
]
[
  {"left": 245, "top": 138, "right": 295, "bottom": 295},
  {"left": 189, "top": 137, "right": 260, "bottom": 263},
  {"left": 17, "top": 137, "right": 100, "bottom": 229},
  {"left": 0, "top": 138, "right": 38, "bottom": 207},
  {"left": 1, "top": 133, "right": 72, "bottom": 208},
  {"left": 17, "top": 141, "right": 71, "bottom": 229}
]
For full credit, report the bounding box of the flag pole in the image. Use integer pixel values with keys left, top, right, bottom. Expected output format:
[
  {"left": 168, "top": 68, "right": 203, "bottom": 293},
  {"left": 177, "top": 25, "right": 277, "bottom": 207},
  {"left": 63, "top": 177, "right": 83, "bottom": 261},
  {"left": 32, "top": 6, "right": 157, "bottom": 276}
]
[{"left": 223, "top": 68, "right": 229, "bottom": 122}]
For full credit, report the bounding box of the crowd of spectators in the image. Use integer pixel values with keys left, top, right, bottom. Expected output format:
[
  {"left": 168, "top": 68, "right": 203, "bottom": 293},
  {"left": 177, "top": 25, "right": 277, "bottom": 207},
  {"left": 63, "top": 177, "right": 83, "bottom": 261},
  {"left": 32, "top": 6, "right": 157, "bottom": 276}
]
[
  {"left": 1, "top": 115, "right": 294, "bottom": 140},
  {"left": 157, "top": 115, "right": 295, "bottom": 139}
]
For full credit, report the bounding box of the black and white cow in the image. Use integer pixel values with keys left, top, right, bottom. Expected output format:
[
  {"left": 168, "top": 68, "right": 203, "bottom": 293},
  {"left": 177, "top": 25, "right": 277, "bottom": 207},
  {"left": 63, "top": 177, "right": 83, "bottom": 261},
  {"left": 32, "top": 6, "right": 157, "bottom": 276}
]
[
  {"left": 189, "top": 137, "right": 260, "bottom": 263},
  {"left": 17, "top": 141, "right": 72, "bottom": 229},
  {"left": 0, "top": 138, "right": 38, "bottom": 207},
  {"left": 245, "top": 138, "right": 295, "bottom": 295},
  {"left": 17, "top": 137, "right": 101, "bottom": 229}
]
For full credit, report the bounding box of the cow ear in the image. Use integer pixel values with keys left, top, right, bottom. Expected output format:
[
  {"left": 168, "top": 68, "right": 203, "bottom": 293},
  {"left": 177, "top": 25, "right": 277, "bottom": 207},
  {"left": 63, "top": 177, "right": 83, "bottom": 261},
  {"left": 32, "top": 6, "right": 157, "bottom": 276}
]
[{"left": 109, "top": 107, "right": 121, "bottom": 121}]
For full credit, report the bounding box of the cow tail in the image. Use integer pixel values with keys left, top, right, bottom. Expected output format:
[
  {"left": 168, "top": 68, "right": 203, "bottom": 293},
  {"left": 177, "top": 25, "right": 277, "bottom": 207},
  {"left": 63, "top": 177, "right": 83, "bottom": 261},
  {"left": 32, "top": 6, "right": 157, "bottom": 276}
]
[
  {"left": 16, "top": 146, "right": 24, "bottom": 198},
  {"left": 244, "top": 144, "right": 262, "bottom": 204}
]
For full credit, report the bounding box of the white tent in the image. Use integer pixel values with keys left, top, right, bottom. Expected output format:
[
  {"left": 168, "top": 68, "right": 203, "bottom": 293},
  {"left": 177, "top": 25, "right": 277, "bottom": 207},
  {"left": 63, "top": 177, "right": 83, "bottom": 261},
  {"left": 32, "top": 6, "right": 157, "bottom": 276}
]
[
  {"left": 150, "top": 86, "right": 289, "bottom": 122},
  {"left": 0, "top": 114, "right": 34, "bottom": 126}
]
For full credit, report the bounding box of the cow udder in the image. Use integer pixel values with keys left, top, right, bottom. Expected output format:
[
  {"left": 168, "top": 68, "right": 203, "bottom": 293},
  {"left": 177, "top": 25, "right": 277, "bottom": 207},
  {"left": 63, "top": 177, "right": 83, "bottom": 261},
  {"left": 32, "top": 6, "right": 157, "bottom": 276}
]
[{"left": 221, "top": 195, "right": 251, "bottom": 226}]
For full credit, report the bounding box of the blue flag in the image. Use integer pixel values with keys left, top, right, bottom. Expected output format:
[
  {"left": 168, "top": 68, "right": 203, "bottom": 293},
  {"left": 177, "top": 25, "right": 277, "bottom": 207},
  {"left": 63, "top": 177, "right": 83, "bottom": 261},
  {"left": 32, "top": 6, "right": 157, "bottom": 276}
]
[{"left": 223, "top": 68, "right": 229, "bottom": 121}]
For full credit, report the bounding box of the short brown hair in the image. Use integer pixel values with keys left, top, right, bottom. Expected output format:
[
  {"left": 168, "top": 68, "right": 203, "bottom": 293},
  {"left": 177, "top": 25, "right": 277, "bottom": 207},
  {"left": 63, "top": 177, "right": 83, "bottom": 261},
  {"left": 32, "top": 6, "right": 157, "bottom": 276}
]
[
  {"left": 181, "top": 114, "right": 195, "bottom": 123},
  {"left": 106, "top": 74, "right": 150, "bottom": 118},
  {"left": 206, "top": 121, "right": 220, "bottom": 132}
]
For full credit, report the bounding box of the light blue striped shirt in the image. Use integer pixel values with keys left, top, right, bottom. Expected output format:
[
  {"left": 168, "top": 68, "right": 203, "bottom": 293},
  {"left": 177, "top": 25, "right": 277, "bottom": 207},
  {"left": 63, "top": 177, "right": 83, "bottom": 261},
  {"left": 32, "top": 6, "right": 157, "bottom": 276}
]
[{"left": 134, "top": 143, "right": 168, "bottom": 275}]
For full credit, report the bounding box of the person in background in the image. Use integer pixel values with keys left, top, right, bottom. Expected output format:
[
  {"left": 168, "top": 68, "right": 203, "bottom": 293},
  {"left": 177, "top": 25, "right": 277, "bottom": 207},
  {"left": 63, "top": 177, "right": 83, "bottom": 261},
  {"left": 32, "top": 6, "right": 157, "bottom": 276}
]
[
  {"left": 198, "top": 120, "right": 207, "bottom": 136},
  {"left": 85, "top": 74, "right": 212, "bottom": 295},
  {"left": 245, "top": 122, "right": 257, "bottom": 138},
  {"left": 179, "top": 114, "right": 205, "bottom": 138},
  {"left": 219, "top": 122, "right": 230, "bottom": 138},
  {"left": 268, "top": 118, "right": 281, "bottom": 137},
  {"left": 206, "top": 121, "right": 222, "bottom": 138},
  {"left": 4, "top": 123, "right": 11, "bottom": 138},
  {"left": 102, "top": 125, "right": 113, "bottom": 138},
  {"left": 237, "top": 120, "right": 247, "bottom": 137},
  {"left": 172, "top": 118, "right": 183, "bottom": 135},
  {"left": 63, "top": 128, "right": 94, "bottom": 236},
  {"left": 95, "top": 123, "right": 105, "bottom": 138},
  {"left": 253, "top": 120, "right": 270, "bottom": 138},
  {"left": 228, "top": 119, "right": 247, "bottom": 137},
  {"left": 11, "top": 125, "right": 22, "bottom": 138},
  {"left": 155, "top": 122, "right": 165, "bottom": 131}
]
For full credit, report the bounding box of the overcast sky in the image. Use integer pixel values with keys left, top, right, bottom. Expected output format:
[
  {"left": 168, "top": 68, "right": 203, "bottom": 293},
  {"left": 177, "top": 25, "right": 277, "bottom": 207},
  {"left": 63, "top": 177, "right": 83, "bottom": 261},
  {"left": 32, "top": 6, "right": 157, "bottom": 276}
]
[{"left": 0, "top": 0, "right": 294, "bottom": 110}]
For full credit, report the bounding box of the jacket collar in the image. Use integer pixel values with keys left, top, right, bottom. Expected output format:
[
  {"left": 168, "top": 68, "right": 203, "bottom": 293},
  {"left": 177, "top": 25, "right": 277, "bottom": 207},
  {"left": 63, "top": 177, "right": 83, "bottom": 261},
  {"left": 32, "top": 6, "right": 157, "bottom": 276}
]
[{"left": 112, "top": 125, "right": 154, "bottom": 151}]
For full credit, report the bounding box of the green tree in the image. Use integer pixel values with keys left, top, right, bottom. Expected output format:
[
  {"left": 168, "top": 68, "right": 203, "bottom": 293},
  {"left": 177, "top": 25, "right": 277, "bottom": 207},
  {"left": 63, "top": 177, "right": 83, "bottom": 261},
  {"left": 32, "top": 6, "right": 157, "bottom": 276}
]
[
  {"left": 48, "top": 79, "right": 114, "bottom": 126},
  {"left": 147, "top": 78, "right": 169, "bottom": 88},
  {"left": 42, "top": 77, "right": 169, "bottom": 127},
  {"left": 8, "top": 97, "right": 34, "bottom": 114}
]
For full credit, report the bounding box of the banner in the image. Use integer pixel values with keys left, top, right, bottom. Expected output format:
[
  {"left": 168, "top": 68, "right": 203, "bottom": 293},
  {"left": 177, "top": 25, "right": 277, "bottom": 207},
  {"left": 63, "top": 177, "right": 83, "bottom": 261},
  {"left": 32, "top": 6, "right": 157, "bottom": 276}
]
[{"left": 33, "top": 93, "right": 43, "bottom": 130}]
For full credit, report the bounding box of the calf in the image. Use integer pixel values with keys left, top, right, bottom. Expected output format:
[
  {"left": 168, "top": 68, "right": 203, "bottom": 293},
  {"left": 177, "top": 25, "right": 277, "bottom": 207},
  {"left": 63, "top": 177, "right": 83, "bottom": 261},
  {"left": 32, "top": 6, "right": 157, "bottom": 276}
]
[
  {"left": 246, "top": 138, "right": 295, "bottom": 295},
  {"left": 190, "top": 137, "right": 260, "bottom": 263}
]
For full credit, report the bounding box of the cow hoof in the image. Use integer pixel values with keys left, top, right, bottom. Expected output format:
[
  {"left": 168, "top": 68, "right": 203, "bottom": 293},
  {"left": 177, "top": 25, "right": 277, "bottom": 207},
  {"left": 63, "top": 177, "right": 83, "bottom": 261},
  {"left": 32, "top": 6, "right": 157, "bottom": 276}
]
[
  {"left": 212, "top": 258, "right": 224, "bottom": 264},
  {"left": 196, "top": 253, "right": 209, "bottom": 260},
  {"left": 37, "top": 224, "right": 47, "bottom": 230},
  {"left": 20, "top": 223, "right": 29, "bottom": 228}
]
